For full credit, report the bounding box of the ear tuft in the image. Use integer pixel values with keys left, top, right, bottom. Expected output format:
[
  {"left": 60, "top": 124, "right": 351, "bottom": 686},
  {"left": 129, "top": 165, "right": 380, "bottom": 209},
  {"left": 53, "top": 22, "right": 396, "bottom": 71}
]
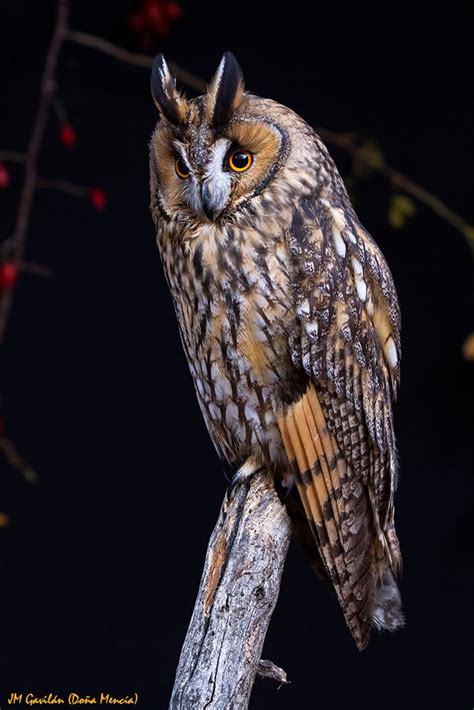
[
  {"left": 151, "top": 54, "right": 187, "bottom": 125},
  {"left": 206, "top": 52, "right": 245, "bottom": 127}
]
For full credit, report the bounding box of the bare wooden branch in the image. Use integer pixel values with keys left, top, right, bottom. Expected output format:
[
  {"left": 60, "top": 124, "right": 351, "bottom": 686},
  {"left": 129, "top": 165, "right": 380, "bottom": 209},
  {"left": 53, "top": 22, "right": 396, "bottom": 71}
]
[
  {"left": 0, "top": 435, "right": 38, "bottom": 484},
  {"left": 19, "top": 261, "right": 54, "bottom": 278},
  {"left": 170, "top": 467, "right": 292, "bottom": 709},
  {"left": 0, "top": 0, "right": 69, "bottom": 342},
  {"left": 66, "top": 29, "right": 473, "bottom": 250},
  {"left": 316, "top": 127, "right": 474, "bottom": 250},
  {"left": 66, "top": 30, "right": 207, "bottom": 93},
  {"left": 2, "top": 5, "right": 472, "bottom": 348},
  {"left": 37, "top": 177, "right": 87, "bottom": 197},
  {"left": 257, "top": 659, "right": 289, "bottom": 686},
  {"left": 0, "top": 151, "right": 27, "bottom": 164}
]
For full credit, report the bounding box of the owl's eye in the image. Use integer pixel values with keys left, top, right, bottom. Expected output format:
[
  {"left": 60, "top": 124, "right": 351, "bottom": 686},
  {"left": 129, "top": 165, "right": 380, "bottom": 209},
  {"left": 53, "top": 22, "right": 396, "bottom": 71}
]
[
  {"left": 228, "top": 150, "right": 253, "bottom": 173},
  {"left": 175, "top": 157, "right": 190, "bottom": 179}
]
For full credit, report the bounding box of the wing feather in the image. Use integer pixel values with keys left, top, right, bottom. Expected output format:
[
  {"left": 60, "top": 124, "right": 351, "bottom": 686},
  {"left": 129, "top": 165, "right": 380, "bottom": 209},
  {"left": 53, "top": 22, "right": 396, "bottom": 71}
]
[
  {"left": 281, "top": 187, "right": 403, "bottom": 646},
  {"left": 279, "top": 383, "right": 374, "bottom": 648}
]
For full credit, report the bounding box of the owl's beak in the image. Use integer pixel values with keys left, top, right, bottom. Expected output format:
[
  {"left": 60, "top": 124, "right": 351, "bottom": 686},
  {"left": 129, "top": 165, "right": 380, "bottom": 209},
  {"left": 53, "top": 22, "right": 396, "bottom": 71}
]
[
  {"left": 200, "top": 180, "right": 227, "bottom": 222},
  {"left": 201, "top": 196, "right": 216, "bottom": 221},
  {"left": 200, "top": 183, "right": 219, "bottom": 221}
]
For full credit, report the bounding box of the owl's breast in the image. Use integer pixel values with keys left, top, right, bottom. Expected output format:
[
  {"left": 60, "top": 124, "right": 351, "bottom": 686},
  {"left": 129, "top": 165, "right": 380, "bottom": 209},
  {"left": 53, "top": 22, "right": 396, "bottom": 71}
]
[{"left": 159, "top": 222, "right": 303, "bottom": 464}]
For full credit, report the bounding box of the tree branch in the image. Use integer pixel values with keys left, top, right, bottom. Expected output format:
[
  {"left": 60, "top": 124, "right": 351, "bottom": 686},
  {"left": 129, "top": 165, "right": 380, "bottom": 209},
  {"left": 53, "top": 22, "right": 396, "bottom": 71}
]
[
  {"left": 37, "top": 177, "right": 87, "bottom": 197},
  {"left": 0, "top": 435, "right": 38, "bottom": 484},
  {"left": 66, "top": 30, "right": 207, "bottom": 93},
  {"left": 170, "top": 467, "right": 291, "bottom": 709},
  {"left": 315, "top": 127, "right": 474, "bottom": 250},
  {"left": 0, "top": 0, "right": 69, "bottom": 342},
  {"left": 63, "top": 32, "right": 473, "bottom": 249},
  {"left": 0, "top": 151, "right": 26, "bottom": 164}
]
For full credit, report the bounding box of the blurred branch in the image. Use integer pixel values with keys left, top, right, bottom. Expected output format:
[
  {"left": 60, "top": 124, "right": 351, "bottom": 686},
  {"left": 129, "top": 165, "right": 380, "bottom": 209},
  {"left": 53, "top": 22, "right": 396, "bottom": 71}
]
[
  {"left": 0, "top": 151, "right": 26, "bottom": 164},
  {"left": 66, "top": 30, "right": 207, "bottom": 93},
  {"left": 20, "top": 261, "right": 54, "bottom": 278},
  {"left": 0, "top": 0, "right": 69, "bottom": 342},
  {"left": 37, "top": 177, "right": 87, "bottom": 197},
  {"left": 0, "top": 436, "right": 38, "bottom": 484},
  {"left": 65, "top": 31, "right": 473, "bottom": 250},
  {"left": 316, "top": 127, "right": 474, "bottom": 250},
  {"left": 1, "top": 0, "right": 471, "bottom": 347},
  {"left": 52, "top": 96, "right": 70, "bottom": 124}
]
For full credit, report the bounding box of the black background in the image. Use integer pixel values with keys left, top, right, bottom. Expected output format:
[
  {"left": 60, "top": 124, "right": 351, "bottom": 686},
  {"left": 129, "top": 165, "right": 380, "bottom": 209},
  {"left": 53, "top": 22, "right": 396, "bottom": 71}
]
[{"left": 1, "top": 1, "right": 473, "bottom": 708}]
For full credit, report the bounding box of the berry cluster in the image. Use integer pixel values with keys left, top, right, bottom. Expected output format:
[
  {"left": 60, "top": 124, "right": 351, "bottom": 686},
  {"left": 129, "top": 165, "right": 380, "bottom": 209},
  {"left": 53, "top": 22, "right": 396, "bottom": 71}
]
[
  {"left": 0, "top": 263, "right": 18, "bottom": 291},
  {"left": 59, "top": 123, "right": 76, "bottom": 149},
  {"left": 129, "top": 0, "right": 182, "bottom": 48}
]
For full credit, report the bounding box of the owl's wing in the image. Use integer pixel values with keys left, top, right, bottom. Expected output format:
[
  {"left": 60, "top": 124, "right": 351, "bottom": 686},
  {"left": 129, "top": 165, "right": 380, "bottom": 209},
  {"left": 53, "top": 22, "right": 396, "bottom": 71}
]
[{"left": 278, "top": 189, "right": 402, "bottom": 649}]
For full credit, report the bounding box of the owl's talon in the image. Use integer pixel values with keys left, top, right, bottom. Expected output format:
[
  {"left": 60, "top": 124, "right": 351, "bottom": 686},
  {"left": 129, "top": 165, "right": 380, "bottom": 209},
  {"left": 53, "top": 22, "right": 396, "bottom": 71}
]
[{"left": 227, "top": 459, "right": 265, "bottom": 499}]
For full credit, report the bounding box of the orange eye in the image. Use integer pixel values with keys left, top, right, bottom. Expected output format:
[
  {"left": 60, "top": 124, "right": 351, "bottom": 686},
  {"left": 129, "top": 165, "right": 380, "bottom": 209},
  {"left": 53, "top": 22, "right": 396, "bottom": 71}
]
[
  {"left": 175, "top": 157, "right": 190, "bottom": 179},
  {"left": 228, "top": 150, "right": 253, "bottom": 173}
]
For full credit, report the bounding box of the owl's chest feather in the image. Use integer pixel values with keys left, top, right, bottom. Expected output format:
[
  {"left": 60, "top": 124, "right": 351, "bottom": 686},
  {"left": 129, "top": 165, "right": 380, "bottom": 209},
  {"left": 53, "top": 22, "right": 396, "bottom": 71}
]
[{"left": 159, "top": 223, "right": 298, "bottom": 461}]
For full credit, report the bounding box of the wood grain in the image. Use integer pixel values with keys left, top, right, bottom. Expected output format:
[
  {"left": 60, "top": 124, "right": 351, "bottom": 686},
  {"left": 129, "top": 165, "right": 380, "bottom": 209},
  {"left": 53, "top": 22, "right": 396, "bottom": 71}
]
[{"left": 170, "top": 468, "right": 291, "bottom": 709}]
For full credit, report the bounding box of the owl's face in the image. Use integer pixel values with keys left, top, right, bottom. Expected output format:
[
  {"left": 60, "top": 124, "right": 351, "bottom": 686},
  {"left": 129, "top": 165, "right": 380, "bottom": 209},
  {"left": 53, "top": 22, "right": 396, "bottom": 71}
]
[{"left": 149, "top": 53, "right": 313, "bottom": 231}]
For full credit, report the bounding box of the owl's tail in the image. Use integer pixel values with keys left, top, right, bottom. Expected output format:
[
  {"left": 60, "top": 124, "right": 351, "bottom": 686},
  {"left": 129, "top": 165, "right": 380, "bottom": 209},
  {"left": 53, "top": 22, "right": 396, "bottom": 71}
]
[
  {"left": 288, "top": 492, "right": 404, "bottom": 640},
  {"left": 372, "top": 520, "right": 404, "bottom": 632},
  {"left": 278, "top": 382, "right": 404, "bottom": 650},
  {"left": 372, "top": 566, "right": 404, "bottom": 632}
]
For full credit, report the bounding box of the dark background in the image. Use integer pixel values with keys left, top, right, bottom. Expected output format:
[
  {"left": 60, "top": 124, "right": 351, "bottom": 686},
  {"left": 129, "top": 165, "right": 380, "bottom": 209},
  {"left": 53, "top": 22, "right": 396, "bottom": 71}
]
[{"left": 1, "top": 1, "right": 473, "bottom": 708}]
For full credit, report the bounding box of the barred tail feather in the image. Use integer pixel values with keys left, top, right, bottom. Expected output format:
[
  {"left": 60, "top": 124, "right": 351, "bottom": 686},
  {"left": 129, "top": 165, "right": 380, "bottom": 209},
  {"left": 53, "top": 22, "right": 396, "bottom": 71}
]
[
  {"left": 279, "top": 383, "right": 376, "bottom": 650},
  {"left": 373, "top": 567, "right": 404, "bottom": 631}
]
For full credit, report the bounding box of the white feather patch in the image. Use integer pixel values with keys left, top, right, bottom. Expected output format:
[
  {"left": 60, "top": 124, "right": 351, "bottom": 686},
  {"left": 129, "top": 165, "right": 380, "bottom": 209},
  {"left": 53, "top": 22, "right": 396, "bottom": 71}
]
[
  {"left": 201, "top": 138, "right": 232, "bottom": 214},
  {"left": 331, "top": 207, "right": 345, "bottom": 231},
  {"left": 296, "top": 299, "right": 311, "bottom": 319},
  {"left": 305, "top": 322, "right": 319, "bottom": 340},
  {"left": 356, "top": 279, "right": 367, "bottom": 302},
  {"left": 351, "top": 256, "right": 368, "bottom": 302},
  {"left": 351, "top": 257, "right": 363, "bottom": 277},
  {"left": 225, "top": 402, "right": 239, "bottom": 428},
  {"left": 333, "top": 228, "right": 347, "bottom": 257},
  {"left": 384, "top": 336, "right": 398, "bottom": 368}
]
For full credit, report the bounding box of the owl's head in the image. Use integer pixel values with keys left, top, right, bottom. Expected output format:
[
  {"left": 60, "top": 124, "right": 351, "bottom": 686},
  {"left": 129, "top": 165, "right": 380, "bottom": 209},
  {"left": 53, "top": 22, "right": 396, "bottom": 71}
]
[{"left": 149, "top": 52, "right": 313, "bottom": 229}]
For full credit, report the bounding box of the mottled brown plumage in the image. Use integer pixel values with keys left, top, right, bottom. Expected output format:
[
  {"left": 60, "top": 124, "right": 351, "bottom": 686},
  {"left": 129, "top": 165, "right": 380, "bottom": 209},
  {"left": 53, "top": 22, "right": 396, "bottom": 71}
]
[{"left": 149, "top": 52, "right": 404, "bottom": 649}]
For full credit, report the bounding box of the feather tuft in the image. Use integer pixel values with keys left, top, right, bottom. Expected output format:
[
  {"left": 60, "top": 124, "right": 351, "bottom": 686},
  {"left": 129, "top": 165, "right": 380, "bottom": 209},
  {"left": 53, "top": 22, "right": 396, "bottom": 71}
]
[
  {"left": 206, "top": 52, "right": 245, "bottom": 127},
  {"left": 151, "top": 54, "right": 187, "bottom": 125},
  {"left": 373, "top": 568, "right": 404, "bottom": 631}
]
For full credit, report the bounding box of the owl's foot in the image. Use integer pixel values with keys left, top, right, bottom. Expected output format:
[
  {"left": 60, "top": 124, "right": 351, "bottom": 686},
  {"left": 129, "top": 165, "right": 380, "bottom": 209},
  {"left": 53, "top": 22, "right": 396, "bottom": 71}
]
[{"left": 227, "top": 456, "right": 264, "bottom": 498}]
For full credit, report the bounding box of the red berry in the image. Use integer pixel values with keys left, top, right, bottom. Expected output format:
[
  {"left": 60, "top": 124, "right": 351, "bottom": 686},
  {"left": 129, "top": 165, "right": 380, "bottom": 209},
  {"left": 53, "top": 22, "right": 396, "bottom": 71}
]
[
  {"left": 128, "top": 12, "right": 145, "bottom": 31},
  {"left": 164, "top": 1, "right": 182, "bottom": 20},
  {"left": 59, "top": 124, "right": 76, "bottom": 149},
  {"left": 145, "top": 3, "right": 164, "bottom": 24},
  {"left": 0, "top": 262, "right": 19, "bottom": 290},
  {"left": 0, "top": 163, "right": 10, "bottom": 188},
  {"left": 88, "top": 188, "right": 107, "bottom": 211}
]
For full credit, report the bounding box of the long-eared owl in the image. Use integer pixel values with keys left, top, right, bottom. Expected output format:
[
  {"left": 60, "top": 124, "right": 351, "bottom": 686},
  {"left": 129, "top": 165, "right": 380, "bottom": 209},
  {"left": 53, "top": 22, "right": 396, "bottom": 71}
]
[{"left": 149, "top": 52, "right": 404, "bottom": 649}]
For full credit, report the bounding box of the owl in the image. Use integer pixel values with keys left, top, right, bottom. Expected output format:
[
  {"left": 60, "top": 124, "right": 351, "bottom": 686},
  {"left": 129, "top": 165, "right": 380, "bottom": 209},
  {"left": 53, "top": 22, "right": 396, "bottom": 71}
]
[{"left": 149, "top": 52, "right": 404, "bottom": 649}]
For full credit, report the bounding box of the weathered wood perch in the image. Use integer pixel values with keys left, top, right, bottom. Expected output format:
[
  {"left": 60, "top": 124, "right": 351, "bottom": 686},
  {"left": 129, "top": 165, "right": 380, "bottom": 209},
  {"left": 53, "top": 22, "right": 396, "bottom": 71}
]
[{"left": 170, "top": 467, "right": 292, "bottom": 709}]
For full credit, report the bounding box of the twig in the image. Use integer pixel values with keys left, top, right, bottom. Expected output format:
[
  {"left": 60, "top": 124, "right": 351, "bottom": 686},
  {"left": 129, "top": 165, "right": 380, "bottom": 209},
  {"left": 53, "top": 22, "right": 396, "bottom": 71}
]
[
  {"left": 170, "top": 467, "right": 291, "bottom": 709},
  {"left": 37, "top": 177, "right": 87, "bottom": 197},
  {"left": 316, "top": 127, "right": 474, "bottom": 249},
  {"left": 52, "top": 96, "right": 69, "bottom": 124},
  {"left": 66, "top": 30, "right": 207, "bottom": 93},
  {"left": 0, "top": 436, "right": 38, "bottom": 484},
  {"left": 0, "top": 0, "right": 69, "bottom": 342},
  {"left": 20, "top": 261, "right": 54, "bottom": 278},
  {"left": 63, "top": 33, "right": 473, "bottom": 248},
  {"left": 257, "top": 659, "right": 289, "bottom": 686},
  {"left": 0, "top": 151, "right": 27, "bottom": 164},
  {"left": 1, "top": 12, "right": 472, "bottom": 344}
]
